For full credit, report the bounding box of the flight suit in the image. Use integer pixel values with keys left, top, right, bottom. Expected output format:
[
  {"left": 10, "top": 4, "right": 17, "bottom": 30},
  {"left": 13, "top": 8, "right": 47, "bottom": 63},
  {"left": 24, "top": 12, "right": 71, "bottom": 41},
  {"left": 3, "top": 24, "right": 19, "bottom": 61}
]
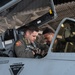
[{"left": 15, "top": 38, "right": 35, "bottom": 58}]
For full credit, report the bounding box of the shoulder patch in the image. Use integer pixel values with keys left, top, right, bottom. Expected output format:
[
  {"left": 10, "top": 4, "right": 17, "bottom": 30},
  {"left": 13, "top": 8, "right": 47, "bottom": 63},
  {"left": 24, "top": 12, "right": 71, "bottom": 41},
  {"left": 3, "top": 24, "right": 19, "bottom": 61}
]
[{"left": 16, "top": 41, "right": 22, "bottom": 46}]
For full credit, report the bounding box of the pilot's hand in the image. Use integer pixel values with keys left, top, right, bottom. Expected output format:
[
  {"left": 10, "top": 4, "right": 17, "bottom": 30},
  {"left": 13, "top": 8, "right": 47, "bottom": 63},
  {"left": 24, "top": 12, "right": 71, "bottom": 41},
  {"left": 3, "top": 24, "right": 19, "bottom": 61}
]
[
  {"left": 35, "top": 48, "right": 41, "bottom": 54},
  {"left": 33, "top": 48, "right": 42, "bottom": 58},
  {"left": 32, "top": 49, "right": 41, "bottom": 58},
  {"left": 32, "top": 48, "right": 41, "bottom": 55}
]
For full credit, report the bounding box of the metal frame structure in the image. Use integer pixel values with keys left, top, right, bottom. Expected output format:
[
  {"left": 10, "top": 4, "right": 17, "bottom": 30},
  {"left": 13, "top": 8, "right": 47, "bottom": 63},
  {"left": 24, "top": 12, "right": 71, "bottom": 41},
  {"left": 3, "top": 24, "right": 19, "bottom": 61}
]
[{"left": 0, "top": 0, "right": 21, "bottom": 13}]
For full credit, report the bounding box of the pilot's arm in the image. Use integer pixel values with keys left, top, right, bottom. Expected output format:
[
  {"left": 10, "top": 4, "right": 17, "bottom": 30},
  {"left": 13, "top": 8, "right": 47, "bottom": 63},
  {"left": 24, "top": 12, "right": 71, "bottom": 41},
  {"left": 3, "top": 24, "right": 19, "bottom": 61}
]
[{"left": 15, "top": 40, "right": 35, "bottom": 58}]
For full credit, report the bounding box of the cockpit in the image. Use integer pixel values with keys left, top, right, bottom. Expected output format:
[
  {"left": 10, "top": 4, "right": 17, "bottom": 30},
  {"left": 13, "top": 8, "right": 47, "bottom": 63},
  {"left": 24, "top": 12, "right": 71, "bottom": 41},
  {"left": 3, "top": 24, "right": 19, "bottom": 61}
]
[{"left": 52, "top": 19, "right": 75, "bottom": 52}]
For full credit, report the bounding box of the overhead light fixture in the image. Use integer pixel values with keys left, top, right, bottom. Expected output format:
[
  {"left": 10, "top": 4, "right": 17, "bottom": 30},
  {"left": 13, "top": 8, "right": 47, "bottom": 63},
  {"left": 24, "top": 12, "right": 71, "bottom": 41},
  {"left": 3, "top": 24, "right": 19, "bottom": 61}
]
[
  {"left": 72, "top": 32, "right": 75, "bottom": 35},
  {"left": 70, "top": 42, "right": 73, "bottom": 45},
  {"left": 37, "top": 20, "right": 41, "bottom": 24},
  {"left": 61, "top": 24, "right": 64, "bottom": 27}
]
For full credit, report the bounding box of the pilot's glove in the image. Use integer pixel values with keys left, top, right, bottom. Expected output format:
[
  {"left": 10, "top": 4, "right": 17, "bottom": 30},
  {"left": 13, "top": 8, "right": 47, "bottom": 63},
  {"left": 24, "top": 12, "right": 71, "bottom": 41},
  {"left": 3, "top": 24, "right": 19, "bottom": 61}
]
[{"left": 32, "top": 48, "right": 42, "bottom": 58}]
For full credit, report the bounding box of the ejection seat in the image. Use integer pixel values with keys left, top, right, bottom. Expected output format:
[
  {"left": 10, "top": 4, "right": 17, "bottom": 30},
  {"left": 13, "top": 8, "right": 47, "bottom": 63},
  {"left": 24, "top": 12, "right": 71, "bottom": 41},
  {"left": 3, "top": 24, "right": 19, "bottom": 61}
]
[{"left": 0, "top": 29, "right": 18, "bottom": 57}]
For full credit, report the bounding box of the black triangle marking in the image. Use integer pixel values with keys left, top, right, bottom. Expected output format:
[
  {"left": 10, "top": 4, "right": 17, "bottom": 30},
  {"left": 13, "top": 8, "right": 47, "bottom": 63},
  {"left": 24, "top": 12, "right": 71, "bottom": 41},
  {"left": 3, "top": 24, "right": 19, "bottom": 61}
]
[{"left": 10, "top": 64, "right": 24, "bottom": 75}]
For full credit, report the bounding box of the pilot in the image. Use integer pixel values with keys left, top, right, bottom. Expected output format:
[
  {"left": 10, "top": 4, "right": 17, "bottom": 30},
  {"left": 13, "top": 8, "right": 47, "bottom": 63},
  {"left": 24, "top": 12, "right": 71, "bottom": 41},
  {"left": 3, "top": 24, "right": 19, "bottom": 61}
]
[
  {"left": 43, "top": 27, "right": 55, "bottom": 46},
  {"left": 43, "top": 27, "right": 65, "bottom": 52},
  {"left": 15, "top": 25, "right": 41, "bottom": 58},
  {"left": 43, "top": 27, "right": 58, "bottom": 52}
]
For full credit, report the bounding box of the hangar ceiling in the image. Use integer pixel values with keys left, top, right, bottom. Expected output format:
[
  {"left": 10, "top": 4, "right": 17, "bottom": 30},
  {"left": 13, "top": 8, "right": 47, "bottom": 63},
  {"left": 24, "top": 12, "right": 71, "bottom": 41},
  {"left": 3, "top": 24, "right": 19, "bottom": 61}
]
[{"left": 0, "top": 0, "right": 75, "bottom": 33}]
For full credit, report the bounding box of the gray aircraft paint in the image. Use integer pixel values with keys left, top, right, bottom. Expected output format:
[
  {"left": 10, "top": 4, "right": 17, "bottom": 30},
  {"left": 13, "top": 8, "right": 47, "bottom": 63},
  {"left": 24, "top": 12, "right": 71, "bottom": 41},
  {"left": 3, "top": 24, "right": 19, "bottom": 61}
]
[{"left": 0, "top": 18, "right": 75, "bottom": 75}]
